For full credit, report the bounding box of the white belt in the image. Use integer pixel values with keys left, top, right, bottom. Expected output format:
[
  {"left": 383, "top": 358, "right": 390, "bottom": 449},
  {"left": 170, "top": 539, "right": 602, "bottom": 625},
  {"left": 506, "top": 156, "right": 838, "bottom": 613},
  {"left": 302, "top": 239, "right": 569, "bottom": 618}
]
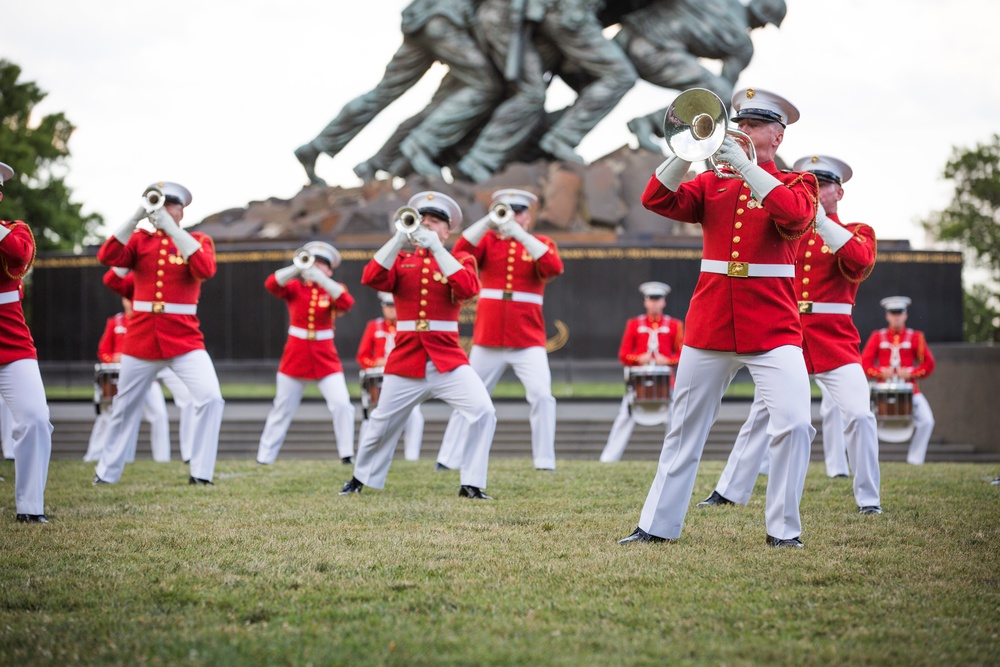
[
  {"left": 133, "top": 300, "right": 198, "bottom": 315},
  {"left": 479, "top": 288, "right": 544, "bottom": 305},
  {"left": 700, "top": 259, "right": 795, "bottom": 278},
  {"left": 798, "top": 301, "right": 853, "bottom": 315},
  {"left": 396, "top": 319, "right": 459, "bottom": 332},
  {"left": 288, "top": 326, "right": 334, "bottom": 340},
  {"left": 0, "top": 289, "right": 20, "bottom": 305}
]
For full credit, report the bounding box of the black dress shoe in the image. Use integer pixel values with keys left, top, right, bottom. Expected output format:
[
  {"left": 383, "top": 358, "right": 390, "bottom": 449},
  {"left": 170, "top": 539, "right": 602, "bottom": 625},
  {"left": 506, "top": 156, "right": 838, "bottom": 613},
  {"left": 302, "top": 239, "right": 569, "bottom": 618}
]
[
  {"left": 765, "top": 535, "right": 804, "bottom": 548},
  {"left": 341, "top": 456, "right": 354, "bottom": 465},
  {"left": 859, "top": 505, "right": 883, "bottom": 515},
  {"left": 696, "top": 490, "right": 734, "bottom": 507},
  {"left": 340, "top": 477, "right": 364, "bottom": 495},
  {"left": 188, "top": 476, "right": 214, "bottom": 485},
  {"left": 434, "top": 462, "right": 451, "bottom": 471},
  {"left": 92, "top": 475, "right": 110, "bottom": 485},
  {"left": 833, "top": 473, "right": 850, "bottom": 479},
  {"left": 16, "top": 514, "right": 48, "bottom": 524},
  {"left": 618, "top": 527, "right": 668, "bottom": 544},
  {"left": 458, "top": 485, "right": 492, "bottom": 500}
]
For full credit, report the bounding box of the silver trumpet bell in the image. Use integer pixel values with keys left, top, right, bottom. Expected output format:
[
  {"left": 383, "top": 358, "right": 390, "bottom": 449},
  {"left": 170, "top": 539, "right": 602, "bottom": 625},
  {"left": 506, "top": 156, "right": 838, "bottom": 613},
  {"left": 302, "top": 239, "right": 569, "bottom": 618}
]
[
  {"left": 488, "top": 201, "right": 514, "bottom": 227},
  {"left": 292, "top": 248, "right": 315, "bottom": 271},
  {"left": 663, "top": 88, "right": 756, "bottom": 180},
  {"left": 142, "top": 186, "right": 166, "bottom": 212},
  {"left": 393, "top": 205, "right": 423, "bottom": 244}
]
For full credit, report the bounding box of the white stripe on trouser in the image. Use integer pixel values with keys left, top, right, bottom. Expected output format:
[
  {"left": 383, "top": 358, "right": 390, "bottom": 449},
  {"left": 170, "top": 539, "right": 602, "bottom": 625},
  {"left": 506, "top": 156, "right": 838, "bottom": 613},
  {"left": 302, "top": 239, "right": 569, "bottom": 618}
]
[
  {"left": 715, "top": 363, "right": 879, "bottom": 508},
  {"left": 638, "top": 345, "right": 814, "bottom": 541},
  {"left": 95, "top": 350, "right": 224, "bottom": 483},
  {"left": 354, "top": 362, "right": 495, "bottom": 490},
  {"left": 600, "top": 395, "right": 671, "bottom": 462},
  {"left": 0, "top": 397, "right": 13, "bottom": 459},
  {"left": 0, "top": 359, "right": 53, "bottom": 515},
  {"left": 256, "top": 372, "right": 355, "bottom": 463},
  {"left": 907, "top": 393, "right": 935, "bottom": 464},
  {"left": 85, "top": 381, "right": 172, "bottom": 463},
  {"left": 358, "top": 405, "right": 425, "bottom": 461},
  {"left": 156, "top": 367, "right": 195, "bottom": 462},
  {"left": 437, "top": 346, "right": 555, "bottom": 470}
]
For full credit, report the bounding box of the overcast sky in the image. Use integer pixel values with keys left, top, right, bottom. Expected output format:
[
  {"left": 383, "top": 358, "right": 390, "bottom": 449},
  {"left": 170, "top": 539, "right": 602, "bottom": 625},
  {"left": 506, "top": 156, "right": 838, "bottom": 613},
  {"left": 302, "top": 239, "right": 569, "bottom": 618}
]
[{"left": 4, "top": 0, "right": 998, "bottom": 249}]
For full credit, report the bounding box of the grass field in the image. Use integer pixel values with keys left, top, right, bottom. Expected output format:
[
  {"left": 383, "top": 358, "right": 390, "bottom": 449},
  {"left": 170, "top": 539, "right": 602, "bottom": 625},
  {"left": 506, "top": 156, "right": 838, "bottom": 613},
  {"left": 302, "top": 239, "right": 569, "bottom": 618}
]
[{"left": 1, "top": 459, "right": 998, "bottom": 666}]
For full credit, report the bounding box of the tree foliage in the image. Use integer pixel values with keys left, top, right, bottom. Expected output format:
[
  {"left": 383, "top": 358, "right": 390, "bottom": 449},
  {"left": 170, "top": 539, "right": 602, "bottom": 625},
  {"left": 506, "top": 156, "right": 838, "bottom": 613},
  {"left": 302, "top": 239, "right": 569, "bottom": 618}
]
[
  {"left": 923, "top": 134, "right": 1000, "bottom": 342},
  {"left": 0, "top": 59, "right": 102, "bottom": 251}
]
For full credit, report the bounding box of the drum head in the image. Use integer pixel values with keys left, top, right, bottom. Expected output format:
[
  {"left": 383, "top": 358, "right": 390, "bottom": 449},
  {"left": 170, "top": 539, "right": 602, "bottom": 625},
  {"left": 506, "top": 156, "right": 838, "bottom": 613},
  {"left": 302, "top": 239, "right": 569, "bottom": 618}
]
[
  {"left": 877, "top": 423, "right": 915, "bottom": 443},
  {"left": 632, "top": 401, "right": 671, "bottom": 426}
]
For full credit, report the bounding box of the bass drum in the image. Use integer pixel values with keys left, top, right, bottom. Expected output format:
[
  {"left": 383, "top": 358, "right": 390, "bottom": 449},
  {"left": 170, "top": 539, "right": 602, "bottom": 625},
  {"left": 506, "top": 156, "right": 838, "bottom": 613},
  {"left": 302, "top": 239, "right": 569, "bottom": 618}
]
[
  {"left": 626, "top": 365, "right": 673, "bottom": 426},
  {"left": 870, "top": 380, "right": 915, "bottom": 443},
  {"left": 359, "top": 367, "right": 384, "bottom": 420},
  {"left": 94, "top": 363, "right": 120, "bottom": 415}
]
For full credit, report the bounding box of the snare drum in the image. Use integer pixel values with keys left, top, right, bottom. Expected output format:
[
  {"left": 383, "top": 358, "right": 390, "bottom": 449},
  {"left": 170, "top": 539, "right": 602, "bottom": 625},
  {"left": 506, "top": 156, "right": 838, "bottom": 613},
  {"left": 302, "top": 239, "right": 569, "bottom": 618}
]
[
  {"left": 360, "top": 367, "right": 384, "bottom": 419},
  {"left": 870, "top": 380, "right": 914, "bottom": 443},
  {"left": 94, "top": 362, "right": 120, "bottom": 415},
  {"left": 626, "top": 365, "right": 673, "bottom": 426}
]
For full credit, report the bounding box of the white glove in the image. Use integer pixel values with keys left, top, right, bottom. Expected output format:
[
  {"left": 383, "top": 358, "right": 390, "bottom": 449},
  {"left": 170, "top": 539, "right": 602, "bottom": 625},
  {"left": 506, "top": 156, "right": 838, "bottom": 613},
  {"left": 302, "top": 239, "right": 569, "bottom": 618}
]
[
  {"left": 112, "top": 206, "right": 149, "bottom": 244},
  {"left": 409, "top": 226, "right": 442, "bottom": 253},
  {"left": 503, "top": 222, "right": 549, "bottom": 260},
  {"left": 815, "top": 201, "right": 853, "bottom": 252},
  {"left": 303, "top": 268, "right": 345, "bottom": 299},
  {"left": 373, "top": 230, "right": 407, "bottom": 269},
  {"left": 654, "top": 155, "right": 692, "bottom": 191},
  {"left": 461, "top": 214, "right": 492, "bottom": 246},
  {"left": 274, "top": 264, "right": 300, "bottom": 286},
  {"left": 0, "top": 225, "right": 10, "bottom": 243},
  {"left": 112, "top": 267, "right": 132, "bottom": 278},
  {"left": 717, "top": 136, "right": 781, "bottom": 201},
  {"left": 150, "top": 208, "right": 202, "bottom": 260}
]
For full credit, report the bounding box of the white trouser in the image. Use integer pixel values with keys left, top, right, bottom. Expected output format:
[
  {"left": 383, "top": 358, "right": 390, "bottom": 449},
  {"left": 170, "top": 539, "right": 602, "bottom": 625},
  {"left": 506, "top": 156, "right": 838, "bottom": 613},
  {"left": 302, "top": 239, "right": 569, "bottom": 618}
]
[
  {"left": 816, "top": 377, "right": 850, "bottom": 477},
  {"left": 84, "top": 381, "right": 171, "bottom": 463},
  {"left": 355, "top": 362, "right": 495, "bottom": 490},
  {"left": 257, "top": 372, "right": 355, "bottom": 463},
  {"left": 359, "top": 405, "right": 424, "bottom": 461},
  {"left": 637, "top": 345, "right": 814, "bottom": 541},
  {"left": 907, "top": 393, "right": 935, "bottom": 464},
  {"left": 717, "top": 363, "right": 880, "bottom": 509},
  {"left": 0, "top": 359, "right": 53, "bottom": 515},
  {"left": 437, "top": 346, "right": 555, "bottom": 469},
  {"left": 0, "top": 396, "right": 12, "bottom": 459},
  {"left": 600, "top": 395, "right": 670, "bottom": 462},
  {"left": 157, "top": 367, "right": 195, "bottom": 462},
  {"left": 96, "top": 350, "right": 224, "bottom": 483}
]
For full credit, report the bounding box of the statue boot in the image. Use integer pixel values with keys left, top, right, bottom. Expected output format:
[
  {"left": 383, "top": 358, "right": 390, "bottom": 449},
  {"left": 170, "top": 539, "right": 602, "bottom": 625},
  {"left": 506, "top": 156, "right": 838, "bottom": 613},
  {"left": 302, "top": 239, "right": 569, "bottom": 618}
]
[
  {"left": 294, "top": 143, "right": 328, "bottom": 187},
  {"left": 627, "top": 116, "right": 664, "bottom": 154}
]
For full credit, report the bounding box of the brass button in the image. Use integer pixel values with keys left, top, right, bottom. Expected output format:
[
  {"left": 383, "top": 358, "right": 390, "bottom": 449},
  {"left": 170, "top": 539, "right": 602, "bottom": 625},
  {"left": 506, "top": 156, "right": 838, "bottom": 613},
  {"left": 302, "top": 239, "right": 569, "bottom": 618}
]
[
  {"left": 157, "top": 270, "right": 164, "bottom": 277},
  {"left": 739, "top": 195, "right": 747, "bottom": 201},
  {"left": 733, "top": 236, "right": 740, "bottom": 243},
  {"left": 421, "top": 278, "right": 428, "bottom": 284},
  {"left": 308, "top": 308, "right": 315, "bottom": 314},
  {"left": 420, "top": 289, "right": 428, "bottom": 295},
  {"left": 161, "top": 238, "right": 169, "bottom": 245},
  {"left": 155, "top": 292, "right": 163, "bottom": 299},
  {"left": 802, "top": 278, "right": 810, "bottom": 285},
  {"left": 808, "top": 239, "right": 815, "bottom": 246},
  {"left": 422, "top": 268, "right": 429, "bottom": 274},
  {"left": 423, "top": 257, "right": 431, "bottom": 264},
  {"left": 805, "top": 251, "right": 812, "bottom": 258},
  {"left": 804, "top": 265, "right": 811, "bottom": 271},
  {"left": 155, "top": 281, "right": 163, "bottom": 288},
  {"left": 420, "top": 300, "right": 427, "bottom": 306},
  {"left": 418, "top": 311, "right": 427, "bottom": 318},
  {"left": 160, "top": 249, "right": 167, "bottom": 255},
  {"left": 505, "top": 283, "right": 513, "bottom": 289},
  {"left": 802, "top": 291, "right": 809, "bottom": 299},
  {"left": 158, "top": 259, "right": 165, "bottom": 266},
  {"left": 731, "top": 251, "right": 740, "bottom": 259},
  {"left": 735, "top": 222, "right": 742, "bottom": 229},
  {"left": 736, "top": 208, "right": 744, "bottom": 215}
]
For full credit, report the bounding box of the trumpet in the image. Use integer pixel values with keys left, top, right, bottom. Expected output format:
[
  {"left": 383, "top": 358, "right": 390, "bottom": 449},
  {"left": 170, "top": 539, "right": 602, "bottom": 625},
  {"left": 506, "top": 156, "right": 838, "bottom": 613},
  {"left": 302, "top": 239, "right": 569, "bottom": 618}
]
[
  {"left": 393, "top": 205, "right": 422, "bottom": 245},
  {"left": 292, "top": 248, "right": 315, "bottom": 271},
  {"left": 488, "top": 201, "right": 514, "bottom": 227},
  {"left": 142, "top": 186, "right": 165, "bottom": 212},
  {"left": 662, "top": 88, "right": 756, "bottom": 180}
]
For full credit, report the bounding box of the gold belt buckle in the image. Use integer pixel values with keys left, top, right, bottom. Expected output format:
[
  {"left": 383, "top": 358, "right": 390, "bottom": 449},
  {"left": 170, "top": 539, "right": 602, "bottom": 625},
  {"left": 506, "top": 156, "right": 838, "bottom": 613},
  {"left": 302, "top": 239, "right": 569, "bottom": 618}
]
[
  {"left": 798, "top": 301, "right": 813, "bottom": 314},
  {"left": 152, "top": 301, "right": 165, "bottom": 313},
  {"left": 502, "top": 290, "right": 513, "bottom": 301},
  {"left": 306, "top": 330, "right": 317, "bottom": 341},
  {"left": 727, "top": 261, "right": 749, "bottom": 278},
  {"left": 416, "top": 319, "right": 430, "bottom": 332}
]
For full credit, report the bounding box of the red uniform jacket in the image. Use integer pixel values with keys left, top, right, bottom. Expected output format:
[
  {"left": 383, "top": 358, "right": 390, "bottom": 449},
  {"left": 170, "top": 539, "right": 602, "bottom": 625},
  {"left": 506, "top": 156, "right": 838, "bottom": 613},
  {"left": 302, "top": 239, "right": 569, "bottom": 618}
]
[
  {"left": 454, "top": 230, "right": 563, "bottom": 348},
  {"left": 0, "top": 221, "right": 37, "bottom": 364},
  {"left": 97, "top": 229, "right": 216, "bottom": 360},
  {"left": 362, "top": 247, "right": 480, "bottom": 378},
  {"left": 356, "top": 317, "right": 398, "bottom": 369},
  {"left": 618, "top": 315, "right": 684, "bottom": 367},
  {"left": 97, "top": 313, "right": 128, "bottom": 363},
  {"left": 103, "top": 268, "right": 133, "bottom": 299},
  {"left": 642, "top": 161, "right": 818, "bottom": 353},
  {"left": 265, "top": 274, "right": 354, "bottom": 381},
  {"left": 797, "top": 213, "right": 876, "bottom": 374},
  {"left": 861, "top": 327, "right": 935, "bottom": 394}
]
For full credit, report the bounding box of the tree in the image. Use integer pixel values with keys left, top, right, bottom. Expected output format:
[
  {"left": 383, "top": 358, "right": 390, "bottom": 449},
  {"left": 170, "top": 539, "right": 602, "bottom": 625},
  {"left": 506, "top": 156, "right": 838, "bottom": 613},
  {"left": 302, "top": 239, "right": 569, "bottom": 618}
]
[
  {"left": 0, "top": 59, "right": 102, "bottom": 251},
  {"left": 922, "top": 134, "right": 1000, "bottom": 342}
]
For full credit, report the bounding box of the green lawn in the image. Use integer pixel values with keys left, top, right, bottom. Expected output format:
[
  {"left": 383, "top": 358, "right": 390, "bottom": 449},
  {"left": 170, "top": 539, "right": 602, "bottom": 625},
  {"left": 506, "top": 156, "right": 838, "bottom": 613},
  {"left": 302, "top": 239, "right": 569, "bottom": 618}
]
[{"left": 1, "top": 459, "right": 997, "bottom": 666}]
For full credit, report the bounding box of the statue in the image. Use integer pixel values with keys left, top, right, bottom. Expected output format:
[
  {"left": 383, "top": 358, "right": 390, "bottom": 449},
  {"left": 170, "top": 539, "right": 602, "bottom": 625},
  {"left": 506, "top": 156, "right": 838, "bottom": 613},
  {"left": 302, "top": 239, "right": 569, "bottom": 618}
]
[
  {"left": 616, "top": 0, "right": 788, "bottom": 153},
  {"left": 294, "top": 0, "right": 502, "bottom": 186}
]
